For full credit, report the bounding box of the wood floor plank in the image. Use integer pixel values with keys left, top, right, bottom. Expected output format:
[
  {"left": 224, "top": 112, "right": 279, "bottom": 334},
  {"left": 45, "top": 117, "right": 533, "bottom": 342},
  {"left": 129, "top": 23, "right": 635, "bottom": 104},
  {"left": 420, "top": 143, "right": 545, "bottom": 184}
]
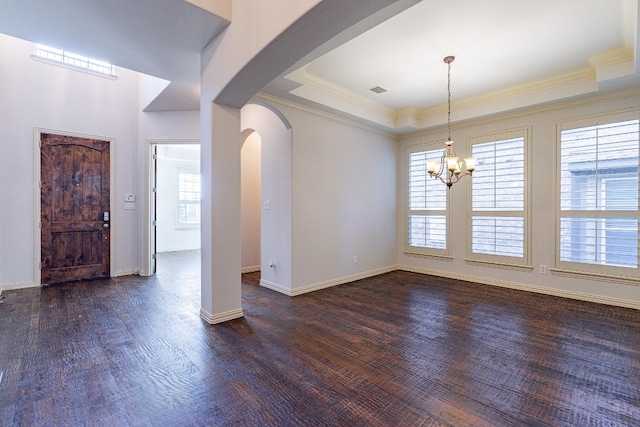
[{"left": 0, "top": 250, "right": 639, "bottom": 426}]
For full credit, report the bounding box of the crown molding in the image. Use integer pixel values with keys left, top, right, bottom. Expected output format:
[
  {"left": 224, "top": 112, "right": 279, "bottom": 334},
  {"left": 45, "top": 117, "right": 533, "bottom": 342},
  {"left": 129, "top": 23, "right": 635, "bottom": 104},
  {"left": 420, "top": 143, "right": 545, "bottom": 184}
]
[
  {"left": 281, "top": 47, "right": 636, "bottom": 134},
  {"left": 252, "top": 92, "right": 399, "bottom": 139}
]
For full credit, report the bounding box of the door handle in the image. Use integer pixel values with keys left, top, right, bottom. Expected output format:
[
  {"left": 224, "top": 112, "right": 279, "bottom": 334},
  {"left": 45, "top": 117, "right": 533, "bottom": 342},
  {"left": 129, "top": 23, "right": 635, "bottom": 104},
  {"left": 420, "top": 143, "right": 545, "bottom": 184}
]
[{"left": 103, "top": 223, "right": 109, "bottom": 228}]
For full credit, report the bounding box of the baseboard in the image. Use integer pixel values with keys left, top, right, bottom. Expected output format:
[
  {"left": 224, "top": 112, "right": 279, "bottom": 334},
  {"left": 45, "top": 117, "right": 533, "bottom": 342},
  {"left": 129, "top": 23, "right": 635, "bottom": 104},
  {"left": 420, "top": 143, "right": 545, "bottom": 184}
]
[
  {"left": 1, "top": 281, "right": 38, "bottom": 291},
  {"left": 200, "top": 307, "right": 244, "bottom": 325},
  {"left": 261, "top": 265, "right": 397, "bottom": 297},
  {"left": 242, "top": 265, "right": 261, "bottom": 274},
  {"left": 397, "top": 264, "right": 640, "bottom": 311},
  {"left": 260, "top": 279, "right": 292, "bottom": 295},
  {"left": 114, "top": 269, "right": 139, "bottom": 277}
]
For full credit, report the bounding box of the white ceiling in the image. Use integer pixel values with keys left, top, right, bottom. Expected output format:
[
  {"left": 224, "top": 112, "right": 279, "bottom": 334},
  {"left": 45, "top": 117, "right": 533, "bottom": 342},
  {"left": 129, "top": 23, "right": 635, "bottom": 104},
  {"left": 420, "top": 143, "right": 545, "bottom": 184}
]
[
  {"left": 1, "top": 0, "right": 638, "bottom": 134},
  {"left": 0, "top": 0, "right": 229, "bottom": 111}
]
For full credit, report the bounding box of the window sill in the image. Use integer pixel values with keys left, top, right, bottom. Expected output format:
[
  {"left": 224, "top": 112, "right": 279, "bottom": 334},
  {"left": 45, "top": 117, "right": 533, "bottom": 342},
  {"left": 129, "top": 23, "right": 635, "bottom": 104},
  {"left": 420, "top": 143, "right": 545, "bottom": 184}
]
[
  {"left": 465, "top": 259, "right": 533, "bottom": 272},
  {"left": 550, "top": 268, "right": 640, "bottom": 286},
  {"left": 404, "top": 251, "right": 453, "bottom": 261},
  {"left": 174, "top": 225, "right": 200, "bottom": 230}
]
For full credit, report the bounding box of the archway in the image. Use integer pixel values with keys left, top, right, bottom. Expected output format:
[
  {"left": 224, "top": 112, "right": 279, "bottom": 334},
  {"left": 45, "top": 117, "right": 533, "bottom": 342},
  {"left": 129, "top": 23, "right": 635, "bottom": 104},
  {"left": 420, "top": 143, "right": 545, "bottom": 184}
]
[{"left": 241, "top": 102, "right": 293, "bottom": 293}]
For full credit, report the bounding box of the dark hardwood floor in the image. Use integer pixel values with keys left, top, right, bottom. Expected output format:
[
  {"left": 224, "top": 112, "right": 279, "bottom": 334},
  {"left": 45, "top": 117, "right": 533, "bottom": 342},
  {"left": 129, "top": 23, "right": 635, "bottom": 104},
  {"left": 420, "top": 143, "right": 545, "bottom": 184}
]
[{"left": 1, "top": 250, "right": 639, "bottom": 426}]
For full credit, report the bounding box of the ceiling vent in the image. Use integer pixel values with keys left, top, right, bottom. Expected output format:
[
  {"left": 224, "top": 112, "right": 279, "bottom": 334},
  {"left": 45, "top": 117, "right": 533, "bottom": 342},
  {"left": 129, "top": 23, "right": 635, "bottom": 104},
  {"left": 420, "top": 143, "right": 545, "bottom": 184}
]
[{"left": 369, "top": 86, "right": 387, "bottom": 94}]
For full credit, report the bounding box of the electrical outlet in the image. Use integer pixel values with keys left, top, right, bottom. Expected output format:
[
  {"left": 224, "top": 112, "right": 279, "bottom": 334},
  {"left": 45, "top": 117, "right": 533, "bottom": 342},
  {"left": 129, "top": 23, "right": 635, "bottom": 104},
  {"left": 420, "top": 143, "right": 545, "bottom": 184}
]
[
  {"left": 540, "top": 265, "right": 547, "bottom": 275},
  {"left": 353, "top": 256, "right": 358, "bottom": 264}
]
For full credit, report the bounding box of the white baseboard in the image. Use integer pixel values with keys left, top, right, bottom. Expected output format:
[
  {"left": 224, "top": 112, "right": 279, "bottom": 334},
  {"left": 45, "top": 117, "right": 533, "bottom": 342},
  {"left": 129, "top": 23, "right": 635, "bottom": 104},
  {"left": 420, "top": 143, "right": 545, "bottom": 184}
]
[
  {"left": 241, "top": 265, "right": 261, "bottom": 274},
  {"left": 1, "top": 281, "right": 38, "bottom": 291},
  {"left": 114, "top": 269, "right": 139, "bottom": 277},
  {"left": 200, "top": 307, "right": 244, "bottom": 324},
  {"left": 260, "top": 279, "right": 292, "bottom": 295},
  {"left": 261, "top": 265, "right": 397, "bottom": 297},
  {"left": 397, "top": 264, "right": 640, "bottom": 311}
]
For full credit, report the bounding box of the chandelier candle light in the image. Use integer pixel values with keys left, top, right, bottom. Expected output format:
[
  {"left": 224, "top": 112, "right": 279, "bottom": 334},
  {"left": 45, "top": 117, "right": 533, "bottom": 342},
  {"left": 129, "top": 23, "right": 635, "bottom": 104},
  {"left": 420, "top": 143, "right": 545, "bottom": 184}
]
[{"left": 426, "top": 55, "right": 476, "bottom": 188}]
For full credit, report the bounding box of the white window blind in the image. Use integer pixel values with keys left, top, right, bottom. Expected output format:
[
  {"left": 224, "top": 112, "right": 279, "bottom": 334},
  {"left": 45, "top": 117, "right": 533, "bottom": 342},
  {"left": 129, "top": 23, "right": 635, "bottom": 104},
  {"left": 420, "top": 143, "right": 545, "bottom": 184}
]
[
  {"left": 559, "top": 118, "right": 639, "bottom": 270},
  {"left": 470, "top": 134, "right": 527, "bottom": 263},
  {"left": 407, "top": 147, "right": 448, "bottom": 254}
]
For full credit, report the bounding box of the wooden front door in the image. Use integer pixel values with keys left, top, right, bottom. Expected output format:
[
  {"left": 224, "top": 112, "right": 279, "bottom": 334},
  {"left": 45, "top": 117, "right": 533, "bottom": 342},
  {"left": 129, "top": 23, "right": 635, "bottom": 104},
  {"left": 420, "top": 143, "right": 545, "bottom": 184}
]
[{"left": 41, "top": 133, "right": 110, "bottom": 284}]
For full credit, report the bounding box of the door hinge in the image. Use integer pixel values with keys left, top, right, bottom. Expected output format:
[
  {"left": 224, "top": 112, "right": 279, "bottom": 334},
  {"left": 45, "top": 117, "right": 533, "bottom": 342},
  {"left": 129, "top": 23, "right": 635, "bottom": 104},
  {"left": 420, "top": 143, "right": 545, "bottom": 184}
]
[
  {"left": 152, "top": 253, "right": 157, "bottom": 260},
  {"left": 152, "top": 220, "right": 157, "bottom": 227},
  {"left": 39, "top": 262, "right": 42, "bottom": 270},
  {"left": 152, "top": 187, "right": 157, "bottom": 193},
  {"left": 39, "top": 140, "right": 42, "bottom": 148},
  {"left": 152, "top": 153, "right": 158, "bottom": 160},
  {"left": 39, "top": 181, "right": 42, "bottom": 189},
  {"left": 39, "top": 222, "right": 42, "bottom": 230}
]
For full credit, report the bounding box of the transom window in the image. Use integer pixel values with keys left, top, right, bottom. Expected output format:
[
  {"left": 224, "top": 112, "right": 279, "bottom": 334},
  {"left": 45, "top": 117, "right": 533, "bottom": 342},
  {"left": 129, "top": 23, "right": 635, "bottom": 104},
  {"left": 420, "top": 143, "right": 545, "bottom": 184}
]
[
  {"left": 468, "top": 128, "right": 530, "bottom": 268},
  {"left": 406, "top": 144, "right": 449, "bottom": 257},
  {"left": 33, "top": 44, "right": 115, "bottom": 77},
  {"left": 557, "top": 114, "right": 639, "bottom": 277}
]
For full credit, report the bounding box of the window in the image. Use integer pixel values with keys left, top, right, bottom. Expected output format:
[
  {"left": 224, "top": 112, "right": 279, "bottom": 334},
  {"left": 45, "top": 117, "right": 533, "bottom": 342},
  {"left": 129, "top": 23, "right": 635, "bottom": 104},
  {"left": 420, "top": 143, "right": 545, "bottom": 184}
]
[
  {"left": 33, "top": 44, "right": 115, "bottom": 77},
  {"left": 177, "top": 171, "right": 201, "bottom": 227},
  {"left": 558, "top": 114, "right": 639, "bottom": 277},
  {"left": 406, "top": 144, "right": 449, "bottom": 257},
  {"left": 469, "top": 128, "right": 530, "bottom": 268}
]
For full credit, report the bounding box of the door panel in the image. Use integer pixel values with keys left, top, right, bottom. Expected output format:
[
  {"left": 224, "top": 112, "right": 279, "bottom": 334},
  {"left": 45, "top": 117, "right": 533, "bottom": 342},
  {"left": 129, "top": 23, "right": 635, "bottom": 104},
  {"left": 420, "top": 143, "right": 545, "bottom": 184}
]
[{"left": 41, "top": 133, "right": 110, "bottom": 284}]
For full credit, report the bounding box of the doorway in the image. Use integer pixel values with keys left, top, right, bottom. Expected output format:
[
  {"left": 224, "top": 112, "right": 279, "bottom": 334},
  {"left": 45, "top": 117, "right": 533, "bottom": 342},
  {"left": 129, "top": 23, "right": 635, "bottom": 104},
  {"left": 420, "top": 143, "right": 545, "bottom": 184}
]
[
  {"left": 39, "top": 132, "right": 111, "bottom": 284},
  {"left": 150, "top": 143, "right": 201, "bottom": 275}
]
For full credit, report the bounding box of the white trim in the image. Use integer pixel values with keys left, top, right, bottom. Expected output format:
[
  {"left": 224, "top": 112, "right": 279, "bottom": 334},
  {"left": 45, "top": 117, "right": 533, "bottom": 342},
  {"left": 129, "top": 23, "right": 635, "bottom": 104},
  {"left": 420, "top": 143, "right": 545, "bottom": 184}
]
[
  {"left": 466, "top": 126, "right": 532, "bottom": 268},
  {"left": 554, "top": 109, "right": 640, "bottom": 277},
  {"left": 1, "top": 281, "right": 38, "bottom": 291},
  {"left": 397, "top": 264, "right": 640, "bottom": 311},
  {"left": 405, "top": 142, "right": 452, "bottom": 258},
  {"left": 200, "top": 307, "right": 244, "bottom": 325},
  {"left": 260, "top": 279, "right": 291, "bottom": 295},
  {"left": 261, "top": 265, "right": 397, "bottom": 297},
  {"left": 242, "top": 265, "right": 261, "bottom": 273},
  {"left": 34, "top": 128, "right": 116, "bottom": 286}
]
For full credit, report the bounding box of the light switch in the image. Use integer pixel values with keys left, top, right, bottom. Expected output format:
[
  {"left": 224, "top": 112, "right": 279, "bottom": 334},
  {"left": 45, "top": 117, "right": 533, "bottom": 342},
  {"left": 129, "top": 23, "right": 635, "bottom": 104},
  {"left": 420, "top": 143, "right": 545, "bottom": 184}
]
[{"left": 124, "top": 202, "right": 136, "bottom": 210}]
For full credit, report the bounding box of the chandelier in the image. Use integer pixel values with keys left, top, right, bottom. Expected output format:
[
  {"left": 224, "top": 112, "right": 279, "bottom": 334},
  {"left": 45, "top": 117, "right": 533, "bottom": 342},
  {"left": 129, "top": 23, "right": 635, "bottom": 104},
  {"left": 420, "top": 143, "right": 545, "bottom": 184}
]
[{"left": 426, "top": 55, "right": 476, "bottom": 188}]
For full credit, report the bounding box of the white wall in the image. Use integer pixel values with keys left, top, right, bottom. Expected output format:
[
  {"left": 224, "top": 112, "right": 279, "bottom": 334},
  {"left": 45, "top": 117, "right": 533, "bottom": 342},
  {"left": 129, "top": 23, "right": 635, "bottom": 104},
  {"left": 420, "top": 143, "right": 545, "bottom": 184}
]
[
  {"left": 0, "top": 34, "right": 139, "bottom": 286},
  {"left": 241, "top": 132, "right": 261, "bottom": 271},
  {"left": 268, "top": 103, "right": 398, "bottom": 292},
  {"left": 397, "top": 88, "right": 640, "bottom": 307}
]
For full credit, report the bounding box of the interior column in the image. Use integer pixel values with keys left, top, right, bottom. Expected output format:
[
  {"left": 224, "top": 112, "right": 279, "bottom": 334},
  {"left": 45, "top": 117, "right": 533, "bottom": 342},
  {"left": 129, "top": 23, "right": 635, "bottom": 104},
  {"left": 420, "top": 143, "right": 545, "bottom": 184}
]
[{"left": 199, "top": 102, "right": 243, "bottom": 324}]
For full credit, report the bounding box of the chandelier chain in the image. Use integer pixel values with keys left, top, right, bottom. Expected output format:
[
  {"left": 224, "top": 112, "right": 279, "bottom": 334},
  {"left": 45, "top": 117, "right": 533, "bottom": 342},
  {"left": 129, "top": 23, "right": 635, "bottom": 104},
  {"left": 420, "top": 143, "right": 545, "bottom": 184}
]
[{"left": 447, "top": 58, "right": 452, "bottom": 141}]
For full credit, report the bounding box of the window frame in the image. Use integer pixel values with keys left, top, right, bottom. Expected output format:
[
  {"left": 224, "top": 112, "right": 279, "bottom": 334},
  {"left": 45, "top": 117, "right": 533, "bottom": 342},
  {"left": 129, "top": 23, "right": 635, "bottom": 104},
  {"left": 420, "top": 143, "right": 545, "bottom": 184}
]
[
  {"left": 405, "top": 142, "right": 452, "bottom": 259},
  {"left": 466, "top": 127, "right": 532, "bottom": 270},
  {"left": 176, "top": 168, "right": 201, "bottom": 229},
  {"left": 32, "top": 44, "right": 117, "bottom": 79},
  {"left": 554, "top": 109, "right": 640, "bottom": 281}
]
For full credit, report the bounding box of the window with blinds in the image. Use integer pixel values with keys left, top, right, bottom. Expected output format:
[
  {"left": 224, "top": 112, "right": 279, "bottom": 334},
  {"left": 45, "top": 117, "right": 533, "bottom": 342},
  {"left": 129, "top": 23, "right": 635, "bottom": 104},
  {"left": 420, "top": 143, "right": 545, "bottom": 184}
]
[
  {"left": 177, "top": 171, "right": 201, "bottom": 226},
  {"left": 558, "top": 117, "right": 639, "bottom": 271},
  {"left": 407, "top": 146, "right": 449, "bottom": 256},
  {"left": 469, "top": 129, "right": 529, "bottom": 267}
]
